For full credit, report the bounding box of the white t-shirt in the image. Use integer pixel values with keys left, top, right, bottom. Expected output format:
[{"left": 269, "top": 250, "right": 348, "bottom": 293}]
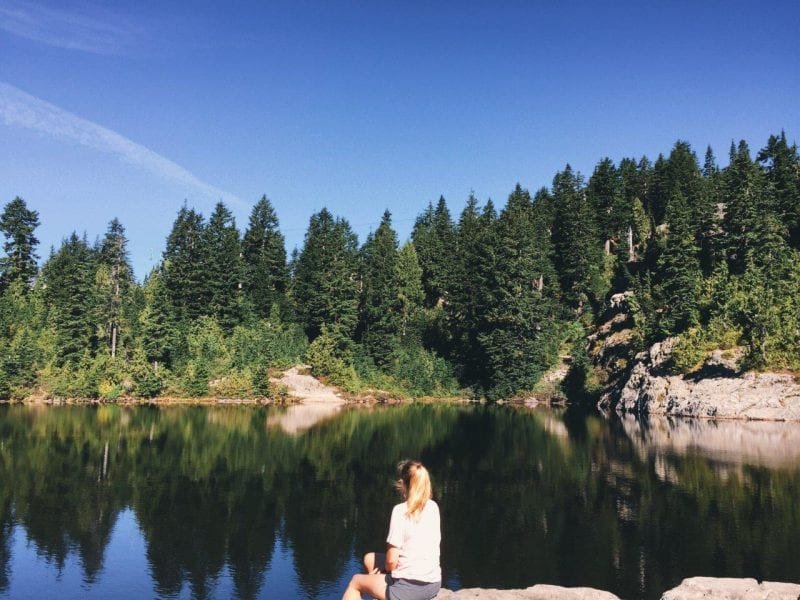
[{"left": 386, "top": 499, "right": 441, "bottom": 583}]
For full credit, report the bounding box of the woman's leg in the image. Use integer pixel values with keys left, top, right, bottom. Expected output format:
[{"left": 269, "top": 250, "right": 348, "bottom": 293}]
[{"left": 342, "top": 573, "right": 388, "bottom": 600}]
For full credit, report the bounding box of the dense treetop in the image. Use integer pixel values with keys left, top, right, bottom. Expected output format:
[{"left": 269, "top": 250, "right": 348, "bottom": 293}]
[{"left": 1, "top": 132, "right": 798, "bottom": 400}]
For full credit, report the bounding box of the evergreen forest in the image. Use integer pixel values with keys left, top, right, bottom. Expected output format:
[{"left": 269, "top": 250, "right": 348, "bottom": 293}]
[{"left": 1, "top": 132, "right": 799, "bottom": 401}]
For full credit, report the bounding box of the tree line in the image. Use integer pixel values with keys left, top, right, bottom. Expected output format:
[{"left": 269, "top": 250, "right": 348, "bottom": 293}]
[{"left": 0, "top": 131, "right": 798, "bottom": 400}]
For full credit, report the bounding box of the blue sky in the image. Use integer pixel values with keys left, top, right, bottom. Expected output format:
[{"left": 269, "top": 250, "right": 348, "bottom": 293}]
[{"left": 1, "top": 1, "right": 798, "bottom": 279}]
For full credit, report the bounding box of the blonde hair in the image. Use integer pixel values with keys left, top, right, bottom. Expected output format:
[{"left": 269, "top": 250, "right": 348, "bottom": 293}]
[{"left": 396, "top": 460, "right": 432, "bottom": 521}]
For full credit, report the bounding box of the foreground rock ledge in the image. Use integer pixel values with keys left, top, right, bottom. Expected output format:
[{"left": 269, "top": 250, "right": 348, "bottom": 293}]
[{"left": 434, "top": 577, "right": 800, "bottom": 599}]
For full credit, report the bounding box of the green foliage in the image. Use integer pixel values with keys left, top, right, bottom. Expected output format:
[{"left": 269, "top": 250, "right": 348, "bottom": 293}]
[
  {"left": 251, "top": 364, "right": 271, "bottom": 397},
  {"left": 552, "top": 166, "right": 605, "bottom": 309},
  {"left": 183, "top": 360, "right": 210, "bottom": 397},
  {"left": 0, "top": 196, "right": 40, "bottom": 291},
  {"left": 479, "top": 185, "right": 562, "bottom": 400},
  {"left": 411, "top": 196, "right": 456, "bottom": 308},
  {"left": 387, "top": 345, "right": 459, "bottom": 397},
  {"left": 657, "top": 191, "right": 702, "bottom": 334},
  {"left": 305, "top": 325, "right": 358, "bottom": 391},
  {"left": 3, "top": 132, "right": 799, "bottom": 401},
  {"left": 139, "top": 269, "right": 178, "bottom": 368},
  {"left": 135, "top": 367, "right": 164, "bottom": 398},
  {"left": 293, "top": 208, "right": 360, "bottom": 340},
  {"left": 670, "top": 321, "right": 742, "bottom": 375},
  {"left": 162, "top": 206, "right": 209, "bottom": 321},
  {"left": 242, "top": 196, "right": 288, "bottom": 318},
  {"left": 209, "top": 370, "right": 254, "bottom": 398},
  {"left": 561, "top": 336, "right": 601, "bottom": 403},
  {"left": 358, "top": 210, "right": 401, "bottom": 366},
  {"left": 446, "top": 194, "right": 496, "bottom": 388},
  {"left": 41, "top": 233, "right": 97, "bottom": 366},
  {"left": 394, "top": 241, "right": 424, "bottom": 344},
  {"left": 204, "top": 202, "right": 243, "bottom": 330}
]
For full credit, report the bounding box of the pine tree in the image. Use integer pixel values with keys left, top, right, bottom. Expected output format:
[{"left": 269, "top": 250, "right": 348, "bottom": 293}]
[
  {"left": 411, "top": 196, "right": 456, "bottom": 307},
  {"left": 723, "top": 141, "right": 770, "bottom": 275},
  {"left": 699, "top": 145, "right": 723, "bottom": 274},
  {"left": 479, "top": 185, "right": 560, "bottom": 399},
  {"left": 204, "top": 202, "right": 243, "bottom": 330},
  {"left": 96, "top": 219, "right": 133, "bottom": 357},
  {"left": 395, "top": 241, "right": 424, "bottom": 344},
  {"left": 551, "top": 167, "right": 604, "bottom": 310},
  {"left": 293, "top": 208, "right": 359, "bottom": 340},
  {"left": 586, "top": 158, "right": 622, "bottom": 247},
  {"left": 667, "top": 142, "right": 704, "bottom": 211},
  {"left": 242, "top": 196, "right": 288, "bottom": 318},
  {"left": 358, "top": 210, "right": 400, "bottom": 365},
  {"left": 0, "top": 197, "right": 40, "bottom": 291},
  {"left": 139, "top": 268, "right": 178, "bottom": 368},
  {"left": 657, "top": 191, "right": 701, "bottom": 334},
  {"left": 41, "top": 233, "right": 97, "bottom": 366},
  {"left": 163, "top": 206, "right": 209, "bottom": 321},
  {"left": 447, "top": 194, "right": 487, "bottom": 384},
  {"left": 757, "top": 131, "right": 800, "bottom": 248},
  {"left": 647, "top": 154, "right": 670, "bottom": 225}
]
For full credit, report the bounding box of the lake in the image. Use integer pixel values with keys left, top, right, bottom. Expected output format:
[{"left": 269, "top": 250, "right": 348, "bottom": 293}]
[{"left": 0, "top": 403, "right": 798, "bottom": 599}]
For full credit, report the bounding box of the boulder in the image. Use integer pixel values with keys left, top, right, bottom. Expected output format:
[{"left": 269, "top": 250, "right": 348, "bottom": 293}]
[
  {"left": 435, "top": 585, "right": 620, "bottom": 599},
  {"left": 661, "top": 576, "right": 800, "bottom": 599}
]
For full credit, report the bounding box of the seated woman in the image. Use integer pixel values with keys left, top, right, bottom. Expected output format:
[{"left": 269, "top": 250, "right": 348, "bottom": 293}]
[{"left": 342, "top": 460, "right": 441, "bottom": 600}]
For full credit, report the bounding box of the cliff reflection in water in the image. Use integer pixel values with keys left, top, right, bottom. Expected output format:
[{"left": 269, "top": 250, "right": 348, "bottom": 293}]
[{"left": 0, "top": 404, "right": 799, "bottom": 600}]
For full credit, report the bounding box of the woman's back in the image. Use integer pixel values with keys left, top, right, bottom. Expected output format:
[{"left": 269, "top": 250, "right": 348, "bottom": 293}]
[{"left": 387, "top": 499, "right": 441, "bottom": 583}]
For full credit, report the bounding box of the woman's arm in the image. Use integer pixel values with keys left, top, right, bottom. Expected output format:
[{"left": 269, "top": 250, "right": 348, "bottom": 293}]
[{"left": 385, "top": 544, "right": 399, "bottom": 572}]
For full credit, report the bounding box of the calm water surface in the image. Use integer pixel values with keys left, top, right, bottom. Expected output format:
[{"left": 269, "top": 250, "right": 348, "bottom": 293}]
[{"left": 0, "top": 403, "right": 799, "bottom": 599}]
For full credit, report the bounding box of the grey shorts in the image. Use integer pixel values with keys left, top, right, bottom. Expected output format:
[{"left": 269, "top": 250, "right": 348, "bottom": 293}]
[
  {"left": 374, "top": 553, "right": 441, "bottom": 600},
  {"left": 384, "top": 573, "right": 441, "bottom": 600}
]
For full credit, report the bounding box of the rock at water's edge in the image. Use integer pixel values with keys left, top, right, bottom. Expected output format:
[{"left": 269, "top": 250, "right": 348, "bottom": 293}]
[
  {"left": 432, "top": 578, "right": 800, "bottom": 599},
  {"left": 661, "top": 576, "right": 800, "bottom": 599},
  {"left": 605, "top": 338, "right": 800, "bottom": 421},
  {"left": 435, "top": 585, "right": 620, "bottom": 599}
]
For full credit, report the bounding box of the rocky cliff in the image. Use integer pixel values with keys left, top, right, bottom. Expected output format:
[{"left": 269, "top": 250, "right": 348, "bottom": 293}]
[
  {"left": 599, "top": 336, "right": 800, "bottom": 421},
  {"left": 587, "top": 305, "right": 800, "bottom": 421}
]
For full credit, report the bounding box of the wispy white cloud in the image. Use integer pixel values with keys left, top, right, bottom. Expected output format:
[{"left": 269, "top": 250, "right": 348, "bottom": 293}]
[
  {"left": 0, "top": 0, "right": 141, "bottom": 54},
  {"left": 0, "top": 81, "right": 243, "bottom": 207}
]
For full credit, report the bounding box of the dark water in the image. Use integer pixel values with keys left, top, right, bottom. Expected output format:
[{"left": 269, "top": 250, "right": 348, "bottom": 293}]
[{"left": 0, "top": 403, "right": 799, "bottom": 599}]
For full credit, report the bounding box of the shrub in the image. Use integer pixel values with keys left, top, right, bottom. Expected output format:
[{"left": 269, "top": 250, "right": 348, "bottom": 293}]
[
  {"left": 182, "top": 360, "right": 209, "bottom": 397},
  {"left": 306, "top": 325, "right": 359, "bottom": 390},
  {"left": 251, "top": 364, "right": 271, "bottom": 397},
  {"left": 135, "top": 369, "right": 163, "bottom": 398},
  {"left": 209, "top": 370, "right": 253, "bottom": 398},
  {"left": 388, "top": 345, "right": 458, "bottom": 397}
]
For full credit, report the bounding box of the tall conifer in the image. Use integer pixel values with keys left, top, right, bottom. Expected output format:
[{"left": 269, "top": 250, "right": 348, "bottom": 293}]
[
  {"left": 204, "top": 202, "right": 243, "bottom": 330},
  {"left": 358, "top": 210, "right": 400, "bottom": 365},
  {"left": 552, "top": 167, "right": 603, "bottom": 310},
  {"left": 41, "top": 233, "right": 97, "bottom": 365},
  {"left": 294, "top": 209, "right": 359, "bottom": 340},
  {"left": 163, "top": 206, "right": 209, "bottom": 321},
  {"left": 95, "top": 219, "right": 133, "bottom": 357},
  {"left": 0, "top": 197, "right": 40, "bottom": 291},
  {"left": 479, "top": 185, "right": 560, "bottom": 399},
  {"left": 242, "top": 196, "right": 288, "bottom": 318},
  {"left": 658, "top": 191, "right": 701, "bottom": 333}
]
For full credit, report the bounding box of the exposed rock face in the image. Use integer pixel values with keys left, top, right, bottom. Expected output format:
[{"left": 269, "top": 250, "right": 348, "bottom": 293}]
[
  {"left": 435, "top": 585, "right": 620, "bottom": 599},
  {"left": 601, "top": 337, "right": 800, "bottom": 421},
  {"left": 660, "top": 577, "right": 800, "bottom": 600}
]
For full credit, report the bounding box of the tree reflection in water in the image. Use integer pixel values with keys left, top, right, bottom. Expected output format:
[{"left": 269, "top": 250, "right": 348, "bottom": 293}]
[{"left": 0, "top": 404, "right": 798, "bottom": 599}]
